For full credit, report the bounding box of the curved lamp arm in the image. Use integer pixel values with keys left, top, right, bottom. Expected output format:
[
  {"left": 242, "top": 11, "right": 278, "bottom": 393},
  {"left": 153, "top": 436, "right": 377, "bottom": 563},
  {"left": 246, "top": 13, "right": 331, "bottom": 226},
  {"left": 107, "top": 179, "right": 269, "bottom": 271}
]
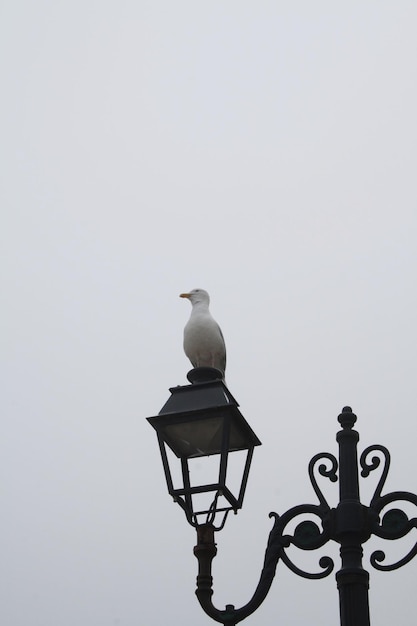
[
  {"left": 194, "top": 504, "right": 334, "bottom": 625},
  {"left": 193, "top": 452, "right": 338, "bottom": 625},
  {"left": 194, "top": 522, "right": 284, "bottom": 626}
]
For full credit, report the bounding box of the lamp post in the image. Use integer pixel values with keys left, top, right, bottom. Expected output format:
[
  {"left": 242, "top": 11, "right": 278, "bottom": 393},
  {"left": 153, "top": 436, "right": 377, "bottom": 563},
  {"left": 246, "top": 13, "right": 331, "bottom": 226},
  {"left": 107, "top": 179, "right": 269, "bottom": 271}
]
[{"left": 147, "top": 368, "right": 417, "bottom": 626}]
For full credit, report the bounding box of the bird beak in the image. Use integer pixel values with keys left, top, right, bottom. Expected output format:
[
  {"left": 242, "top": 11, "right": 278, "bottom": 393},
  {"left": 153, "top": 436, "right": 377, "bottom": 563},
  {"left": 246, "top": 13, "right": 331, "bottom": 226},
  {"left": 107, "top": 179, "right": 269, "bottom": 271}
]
[{"left": 179, "top": 293, "right": 191, "bottom": 299}]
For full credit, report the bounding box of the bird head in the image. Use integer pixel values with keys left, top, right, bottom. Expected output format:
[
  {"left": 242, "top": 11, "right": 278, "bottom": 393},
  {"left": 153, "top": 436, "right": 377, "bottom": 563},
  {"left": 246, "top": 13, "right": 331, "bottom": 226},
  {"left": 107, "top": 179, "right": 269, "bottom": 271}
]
[{"left": 179, "top": 288, "right": 210, "bottom": 306}]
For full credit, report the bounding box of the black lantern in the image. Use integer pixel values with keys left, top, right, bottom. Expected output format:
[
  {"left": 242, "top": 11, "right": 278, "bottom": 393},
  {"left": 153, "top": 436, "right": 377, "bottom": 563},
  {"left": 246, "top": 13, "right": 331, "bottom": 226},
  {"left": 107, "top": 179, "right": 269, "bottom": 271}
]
[{"left": 147, "top": 367, "right": 261, "bottom": 528}]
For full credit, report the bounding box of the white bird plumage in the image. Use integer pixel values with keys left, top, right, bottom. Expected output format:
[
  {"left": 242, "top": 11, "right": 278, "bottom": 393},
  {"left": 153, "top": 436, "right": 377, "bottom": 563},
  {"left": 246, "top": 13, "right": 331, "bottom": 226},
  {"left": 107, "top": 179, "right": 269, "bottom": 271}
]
[{"left": 180, "top": 288, "right": 226, "bottom": 376}]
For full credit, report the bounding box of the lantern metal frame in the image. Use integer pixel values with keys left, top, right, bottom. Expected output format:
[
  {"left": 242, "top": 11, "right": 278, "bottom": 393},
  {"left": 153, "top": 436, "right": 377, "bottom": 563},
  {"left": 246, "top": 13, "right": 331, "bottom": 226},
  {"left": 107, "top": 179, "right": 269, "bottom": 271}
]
[{"left": 147, "top": 368, "right": 261, "bottom": 528}]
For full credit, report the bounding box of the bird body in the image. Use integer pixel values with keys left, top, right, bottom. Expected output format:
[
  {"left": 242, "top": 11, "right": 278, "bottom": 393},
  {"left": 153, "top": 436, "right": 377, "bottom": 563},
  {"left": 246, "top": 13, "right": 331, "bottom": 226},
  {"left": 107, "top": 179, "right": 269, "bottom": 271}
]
[{"left": 180, "top": 289, "right": 226, "bottom": 376}]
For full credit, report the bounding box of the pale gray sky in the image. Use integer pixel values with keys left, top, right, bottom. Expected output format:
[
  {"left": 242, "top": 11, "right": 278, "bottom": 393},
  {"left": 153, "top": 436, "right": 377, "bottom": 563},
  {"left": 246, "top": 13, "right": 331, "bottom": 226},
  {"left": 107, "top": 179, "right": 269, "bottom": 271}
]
[{"left": 2, "top": 2, "right": 417, "bottom": 625}]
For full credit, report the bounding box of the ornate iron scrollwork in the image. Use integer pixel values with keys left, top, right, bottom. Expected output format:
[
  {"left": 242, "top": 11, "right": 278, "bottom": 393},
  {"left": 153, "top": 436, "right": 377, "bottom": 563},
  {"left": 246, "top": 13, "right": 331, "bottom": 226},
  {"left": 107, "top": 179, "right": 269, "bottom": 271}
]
[
  {"left": 265, "top": 452, "right": 338, "bottom": 579},
  {"left": 192, "top": 410, "right": 417, "bottom": 626},
  {"left": 360, "top": 444, "right": 391, "bottom": 504},
  {"left": 360, "top": 444, "right": 417, "bottom": 571}
]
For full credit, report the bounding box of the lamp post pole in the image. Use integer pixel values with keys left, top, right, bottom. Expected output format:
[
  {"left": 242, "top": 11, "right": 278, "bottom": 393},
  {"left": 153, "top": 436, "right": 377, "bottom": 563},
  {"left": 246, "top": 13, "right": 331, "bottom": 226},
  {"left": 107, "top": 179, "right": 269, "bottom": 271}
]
[
  {"left": 335, "top": 407, "right": 371, "bottom": 626},
  {"left": 148, "top": 371, "right": 417, "bottom": 626}
]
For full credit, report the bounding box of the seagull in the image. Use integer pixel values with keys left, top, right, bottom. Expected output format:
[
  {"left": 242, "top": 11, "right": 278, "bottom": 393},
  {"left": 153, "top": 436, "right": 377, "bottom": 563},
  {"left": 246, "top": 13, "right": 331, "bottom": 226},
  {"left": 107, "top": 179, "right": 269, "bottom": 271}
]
[{"left": 180, "top": 289, "right": 226, "bottom": 376}]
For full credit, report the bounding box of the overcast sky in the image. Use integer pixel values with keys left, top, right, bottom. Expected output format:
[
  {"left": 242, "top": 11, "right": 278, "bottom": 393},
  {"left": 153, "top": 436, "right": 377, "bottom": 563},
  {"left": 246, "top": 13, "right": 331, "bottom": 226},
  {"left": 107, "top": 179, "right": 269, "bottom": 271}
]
[{"left": 2, "top": 2, "right": 417, "bottom": 625}]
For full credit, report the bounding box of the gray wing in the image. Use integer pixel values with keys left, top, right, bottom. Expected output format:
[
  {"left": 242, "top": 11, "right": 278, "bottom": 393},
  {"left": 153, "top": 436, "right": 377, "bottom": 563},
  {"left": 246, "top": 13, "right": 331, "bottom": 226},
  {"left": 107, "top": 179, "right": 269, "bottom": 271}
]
[{"left": 217, "top": 323, "right": 227, "bottom": 373}]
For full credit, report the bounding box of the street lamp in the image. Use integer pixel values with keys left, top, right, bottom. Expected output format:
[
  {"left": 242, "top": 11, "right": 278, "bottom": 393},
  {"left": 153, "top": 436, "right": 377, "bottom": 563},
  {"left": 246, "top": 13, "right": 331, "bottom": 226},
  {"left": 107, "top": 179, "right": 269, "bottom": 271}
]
[
  {"left": 147, "top": 367, "right": 261, "bottom": 529},
  {"left": 147, "top": 368, "right": 417, "bottom": 626}
]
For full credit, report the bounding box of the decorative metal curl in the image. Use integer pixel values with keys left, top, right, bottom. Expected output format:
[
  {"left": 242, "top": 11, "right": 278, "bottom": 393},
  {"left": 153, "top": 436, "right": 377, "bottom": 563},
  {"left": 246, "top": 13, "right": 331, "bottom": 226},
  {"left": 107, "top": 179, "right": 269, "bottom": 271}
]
[
  {"left": 369, "top": 491, "right": 417, "bottom": 571},
  {"left": 360, "top": 444, "right": 390, "bottom": 505},
  {"left": 262, "top": 453, "right": 338, "bottom": 580},
  {"left": 308, "top": 452, "right": 338, "bottom": 509},
  {"left": 360, "top": 445, "right": 417, "bottom": 571},
  {"left": 267, "top": 505, "right": 334, "bottom": 580}
]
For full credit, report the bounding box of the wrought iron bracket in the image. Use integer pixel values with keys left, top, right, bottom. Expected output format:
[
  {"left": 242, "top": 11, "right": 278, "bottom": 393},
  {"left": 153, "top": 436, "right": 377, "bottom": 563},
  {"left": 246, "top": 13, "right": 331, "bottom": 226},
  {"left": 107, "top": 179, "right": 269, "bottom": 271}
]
[{"left": 193, "top": 407, "right": 417, "bottom": 626}]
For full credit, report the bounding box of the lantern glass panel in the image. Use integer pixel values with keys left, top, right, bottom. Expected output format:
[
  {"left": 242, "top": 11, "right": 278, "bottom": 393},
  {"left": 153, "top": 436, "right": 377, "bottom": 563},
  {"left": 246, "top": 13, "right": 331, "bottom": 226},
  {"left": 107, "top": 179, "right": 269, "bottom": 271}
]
[
  {"left": 224, "top": 448, "right": 250, "bottom": 498},
  {"left": 188, "top": 454, "right": 221, "bottom": 487},
  {"left": 161, "top": 412, "right": 252, "bottom": 459},
  {"left": 163, "top": 416, "right": 224, "bottom": 458}
]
